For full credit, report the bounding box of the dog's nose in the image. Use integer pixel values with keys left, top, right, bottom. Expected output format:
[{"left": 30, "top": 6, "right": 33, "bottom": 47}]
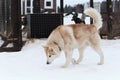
[{"left": 46, "top": 62, "right": 50, "bottom": 64}]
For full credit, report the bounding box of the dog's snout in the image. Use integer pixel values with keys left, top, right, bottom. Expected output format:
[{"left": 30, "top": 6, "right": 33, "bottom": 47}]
[{"left": 47, "top": 62, "right": 50, "bottom": 64}]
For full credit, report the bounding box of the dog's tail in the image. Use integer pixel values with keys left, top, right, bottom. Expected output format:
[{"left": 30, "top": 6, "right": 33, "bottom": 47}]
[{"left": 84, "top": 8, "right": 102, "bottom": 30}]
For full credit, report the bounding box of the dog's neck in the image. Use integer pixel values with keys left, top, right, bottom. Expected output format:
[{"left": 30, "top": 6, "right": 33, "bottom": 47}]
[{"left": 53, "top": 41, "right": 62, "bottom": 51}]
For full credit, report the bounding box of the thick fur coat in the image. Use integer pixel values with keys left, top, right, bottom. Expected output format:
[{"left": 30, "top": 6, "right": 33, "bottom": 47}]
[{"left": 43, "top": 8, "right": 104, "bottom": 68}]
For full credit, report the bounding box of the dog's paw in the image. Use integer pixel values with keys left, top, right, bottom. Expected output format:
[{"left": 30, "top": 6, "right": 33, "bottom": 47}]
[{"left": 72, "top": 58, "right": 78, "bottom": 65}]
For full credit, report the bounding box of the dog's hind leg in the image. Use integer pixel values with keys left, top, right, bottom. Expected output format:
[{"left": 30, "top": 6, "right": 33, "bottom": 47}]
[
  {"left": 89, "top": 42, "right": 104, "bottom": 65},
  {"left": 93, "top": 45, "right": 104, "bottom": 65},
  {"left": 89, "top": 34, "right": 104, "bottom": 65}
]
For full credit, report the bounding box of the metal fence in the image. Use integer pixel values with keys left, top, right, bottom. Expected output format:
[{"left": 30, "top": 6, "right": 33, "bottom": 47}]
[{"left": 26, "top": 14, "right": 63, "bottom": 38}]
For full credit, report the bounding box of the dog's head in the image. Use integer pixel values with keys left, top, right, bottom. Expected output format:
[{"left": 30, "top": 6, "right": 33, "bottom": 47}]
[{"left": 43, "top": 43, "right": 61, "bottom": 64}]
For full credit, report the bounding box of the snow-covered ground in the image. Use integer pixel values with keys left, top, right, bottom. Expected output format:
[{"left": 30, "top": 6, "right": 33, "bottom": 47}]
[
  {"left": 0, "top": 14, "right": 120, "bottom": 80},
  {"left": 0, "top": 39, "right": 120, "bottom": 80}
]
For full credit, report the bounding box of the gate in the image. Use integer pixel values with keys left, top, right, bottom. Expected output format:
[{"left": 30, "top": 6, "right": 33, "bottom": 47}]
[
  {"left": 26, "top": 14, "right": 63, "bottom": 38},
  {"left": 0, "top": 0, "right": 22, "bottom": 52}
]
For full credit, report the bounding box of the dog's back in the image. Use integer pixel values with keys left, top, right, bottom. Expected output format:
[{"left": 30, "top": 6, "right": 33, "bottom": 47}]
[{"left": 58, "top": 23, "right": 100, "bottom": 48}]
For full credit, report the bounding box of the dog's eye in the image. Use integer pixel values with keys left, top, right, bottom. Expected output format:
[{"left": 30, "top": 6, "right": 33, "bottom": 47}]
[
  {"left": 49, "top": 55, "right": 51, "bottom": 57},
  {"left": 50, "top": 49, "right": 53, "bottom": 52}
]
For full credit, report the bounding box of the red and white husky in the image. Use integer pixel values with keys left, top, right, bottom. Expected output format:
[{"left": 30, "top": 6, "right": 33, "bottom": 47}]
[{"left": 43, "top": 8, "right": 104, "bottom": 68}]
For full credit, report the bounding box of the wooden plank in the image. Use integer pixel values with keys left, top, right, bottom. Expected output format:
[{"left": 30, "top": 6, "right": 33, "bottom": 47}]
[{"left": 0, "top": 47, "right": 21, "bottom": 52}]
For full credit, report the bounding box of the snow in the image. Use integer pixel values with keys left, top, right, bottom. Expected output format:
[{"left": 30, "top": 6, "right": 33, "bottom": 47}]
[
  {"left": 0, "top": 15, "right": 120, "bottom": 80},
  {"left": 1, "top": 39, "right": 120, "bottom": 80}
]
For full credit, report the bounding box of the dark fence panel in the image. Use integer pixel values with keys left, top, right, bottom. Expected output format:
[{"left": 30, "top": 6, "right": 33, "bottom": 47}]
[{"left": 26, "top": 14, "right": 63, "bottom": 38}]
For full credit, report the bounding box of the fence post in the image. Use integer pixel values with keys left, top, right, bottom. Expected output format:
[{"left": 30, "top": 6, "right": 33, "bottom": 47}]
[
  {"left": 12, "top": 0, "right": 22, "bottom": 50},
  {"left": 107, "top": 0, "right": 113, "bottom": 39},
  {"left": 90, "top": 0, "right": 94, "bottom": 24},
  {"left": 60, "top": 0, "right": 64, "bottom": 24}
]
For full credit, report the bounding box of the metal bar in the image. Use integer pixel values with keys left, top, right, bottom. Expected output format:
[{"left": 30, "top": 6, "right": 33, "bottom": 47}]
[
  {"left": 60, "top": 0, "right": 64, "bottom": 13},
  {"left": 90, "top": 0, "right": 94, "bottom": 24},
  {"left": 90, "top": 0, "right": 94, "bottom": 8},
  {"left": 60, "top": 0, "right": 64, "bottom": 24}
]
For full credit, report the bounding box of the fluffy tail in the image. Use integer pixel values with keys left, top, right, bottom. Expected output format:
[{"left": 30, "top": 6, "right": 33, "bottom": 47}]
[{"left": 84, "top": 8, "right": 102, "bottom": 30}]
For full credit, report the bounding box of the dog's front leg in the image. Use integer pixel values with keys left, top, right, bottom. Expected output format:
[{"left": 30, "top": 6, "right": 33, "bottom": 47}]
[{"left": 62, "top": 51, "right": 73, "bottom": 68}]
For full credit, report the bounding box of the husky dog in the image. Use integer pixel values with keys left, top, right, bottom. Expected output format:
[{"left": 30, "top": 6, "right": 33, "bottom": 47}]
[{"left": 43, "top": 8, "right": 104, "bottom": 68}]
